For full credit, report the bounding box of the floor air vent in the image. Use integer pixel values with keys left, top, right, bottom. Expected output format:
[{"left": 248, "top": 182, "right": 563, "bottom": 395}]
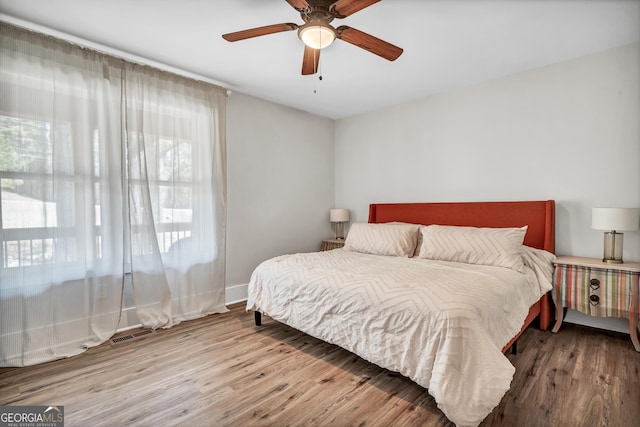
[
  {"left": 111, "top": 329, "right": 153, "bottom": 345},
  {"left": 111, "top": 335, "right": 134, "bottom": 344}
]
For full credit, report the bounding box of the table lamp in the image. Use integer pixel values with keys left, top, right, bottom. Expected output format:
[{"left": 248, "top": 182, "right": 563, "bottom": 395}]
[
  {"left": 591, "top": 207, "right": 640, "bottom": 264},
  {"left": 330, "top": 208, "right": 350, "bottom": 240}
]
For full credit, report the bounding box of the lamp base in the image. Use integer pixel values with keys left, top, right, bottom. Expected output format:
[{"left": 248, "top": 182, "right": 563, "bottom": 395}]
[{"left": 602, "top": 231, "right": 624, "bottom": 264}]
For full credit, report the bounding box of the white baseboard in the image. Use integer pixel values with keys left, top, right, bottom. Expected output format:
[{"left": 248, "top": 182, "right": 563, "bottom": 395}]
[
  {"left": 117, "top": 283, "right": 249, "bottom": 330},
  {"left": 225, "top": 283, "right": 249, "bottom": 305}
]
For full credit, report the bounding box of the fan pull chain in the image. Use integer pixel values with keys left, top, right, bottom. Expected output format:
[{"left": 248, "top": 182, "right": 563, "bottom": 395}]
[{"left": 315, "top": 48, "right": 323, "bottom": 93}]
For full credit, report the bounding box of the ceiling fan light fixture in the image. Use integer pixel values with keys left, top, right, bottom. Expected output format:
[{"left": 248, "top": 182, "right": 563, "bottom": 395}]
[{"left": 298, "top": 23, "right": 336, "bottom": 49}]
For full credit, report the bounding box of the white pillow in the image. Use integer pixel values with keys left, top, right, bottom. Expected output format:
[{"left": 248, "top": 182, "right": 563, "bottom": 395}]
[
  {"left": 343, "top": 223, "right": 420, "bottom": 257},
  {"left": 388, "top": 221, "right": 424, "bottom": 257},
  {"left": 418, "top": 225, "right": 527, "bottom": 271}
]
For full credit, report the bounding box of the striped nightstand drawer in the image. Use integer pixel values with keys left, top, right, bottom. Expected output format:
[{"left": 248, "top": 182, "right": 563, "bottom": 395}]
[{"left": 554, "top": 265, "right": 635, "bottom": 318}]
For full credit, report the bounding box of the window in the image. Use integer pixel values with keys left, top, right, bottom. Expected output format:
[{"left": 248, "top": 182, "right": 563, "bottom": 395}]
[{"left": 1, "top": 115, "right": 59, "bottom": 267}]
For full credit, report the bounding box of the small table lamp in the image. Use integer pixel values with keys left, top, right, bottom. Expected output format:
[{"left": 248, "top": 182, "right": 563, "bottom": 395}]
[
  {"left": 591, "top": 207, "right": 640, "bottom": 264},
  {"left": 330, "top": 208, "right": 350, "bottom": 240}
]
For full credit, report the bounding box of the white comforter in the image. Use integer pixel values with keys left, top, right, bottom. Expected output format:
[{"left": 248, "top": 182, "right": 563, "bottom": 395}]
[{"left": 246, "top": 248, "right": 554, "bottom": 426}]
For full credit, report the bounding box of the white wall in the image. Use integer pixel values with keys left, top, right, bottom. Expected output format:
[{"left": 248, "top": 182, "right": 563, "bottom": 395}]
[
  {"left": 334, "top": 43, "right": 640, "bottom": 333},
  {"left": 335, "top": 42, "right": 640, "bottom": 262},
  {"left": 226, "top": 92, "right": 335, "bottom": 298},
  {"left": 224, "top": 44, "right": 638, "bottom": 332}
]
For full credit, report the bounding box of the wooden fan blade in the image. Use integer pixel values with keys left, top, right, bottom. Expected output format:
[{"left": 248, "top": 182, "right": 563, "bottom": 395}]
[
  {"left": 336, "top": 25, "right": 403, "bottom": 61},
  {"left": 222, "top": 23, "right": 298, "bottom": 42},
  {"left": 332, "top": 0, "right": 380, "bottom": 18},
  {"left": 302, "top": 45, "right": 320, "bottom": 75},
  {"left": 285, "top": 0, "right": 309, "bottom": 11}
]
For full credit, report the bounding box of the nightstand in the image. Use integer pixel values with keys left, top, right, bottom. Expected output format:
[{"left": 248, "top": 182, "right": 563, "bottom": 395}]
[
  {"left": 321, "top": 238, "right": 345, "bottom": 251},
  {"left": 551, "top": 256, "right": 640, "bottom": 352}
]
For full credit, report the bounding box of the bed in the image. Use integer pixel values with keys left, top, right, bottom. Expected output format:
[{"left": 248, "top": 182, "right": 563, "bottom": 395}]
[{"left": 247, "top": 200, "right": 556, "bottom": 427}]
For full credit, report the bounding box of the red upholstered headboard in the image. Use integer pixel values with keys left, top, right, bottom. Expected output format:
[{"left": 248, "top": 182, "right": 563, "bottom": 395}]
[{"left": 368, "top": 200, "right": 555, "bottom": 253}]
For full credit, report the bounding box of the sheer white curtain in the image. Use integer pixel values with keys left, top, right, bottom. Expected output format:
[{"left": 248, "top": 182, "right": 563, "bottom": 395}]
[
  {"left": 0, "top": 25, "right": 126, "bottom": 366},
  {"left": 0, "top": 23, "right": 227, "bottom": 367},
  {"left": 124, "top": 63, "right": 228, "bottom": 328}
]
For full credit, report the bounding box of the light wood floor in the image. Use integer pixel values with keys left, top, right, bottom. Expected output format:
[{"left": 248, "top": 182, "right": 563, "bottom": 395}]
[{"left": 1, "top": 303, "right": 639, "bottom": 426}]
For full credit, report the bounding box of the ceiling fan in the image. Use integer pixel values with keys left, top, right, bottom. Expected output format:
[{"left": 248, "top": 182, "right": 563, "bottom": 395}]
[{"left": 222, "top": 0, "right": 403, "bottom": 75}]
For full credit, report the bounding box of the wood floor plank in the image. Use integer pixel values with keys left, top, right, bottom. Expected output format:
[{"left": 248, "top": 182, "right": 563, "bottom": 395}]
[{"left": 1, "top": 303, "right": 639, "bottom": 426}]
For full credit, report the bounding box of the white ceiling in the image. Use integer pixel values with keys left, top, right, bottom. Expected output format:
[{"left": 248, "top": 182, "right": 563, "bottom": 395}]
[{"left": 1, "top": 0, "right": 639, "bottom": 119}]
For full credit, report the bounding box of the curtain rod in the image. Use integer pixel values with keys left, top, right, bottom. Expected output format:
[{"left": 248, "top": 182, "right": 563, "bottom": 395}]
[{"left": 0, "top": 14, "right": 232, "bottom": 96}]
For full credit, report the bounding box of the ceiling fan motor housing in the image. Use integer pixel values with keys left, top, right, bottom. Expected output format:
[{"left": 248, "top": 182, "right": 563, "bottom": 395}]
[{"left": 300, "top": 3, "right": 335, "bottom": 24}]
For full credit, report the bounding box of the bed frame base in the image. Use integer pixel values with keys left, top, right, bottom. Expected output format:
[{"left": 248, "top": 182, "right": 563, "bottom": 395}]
[{"left": 254, "top": 311, "right": 262, "bottom": 326}]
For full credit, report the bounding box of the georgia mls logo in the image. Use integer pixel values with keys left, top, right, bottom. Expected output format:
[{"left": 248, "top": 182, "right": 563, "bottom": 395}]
[
  {"left": 44, "top": 406, "right": 63, "bottom": 419},
  {"left": 0, "top": 405, "right": 64, "bottom": 427}
]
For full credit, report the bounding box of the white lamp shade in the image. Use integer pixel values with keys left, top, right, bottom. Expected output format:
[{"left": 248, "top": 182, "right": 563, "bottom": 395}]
[
  {"left": 592, "top": 208, "right": 640, "bottom": 231},
  {"left": 330, "top": 209, "right": 350, "bottom": 223}
]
